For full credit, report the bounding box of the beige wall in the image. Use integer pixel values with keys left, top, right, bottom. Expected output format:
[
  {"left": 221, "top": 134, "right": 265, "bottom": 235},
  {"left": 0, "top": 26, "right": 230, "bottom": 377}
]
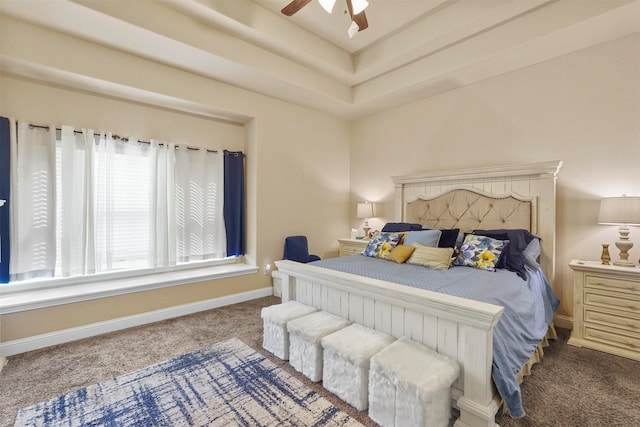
[
  {"left": 0, "top": 16, "right": 350, "bottom": 342},
  {"left": 350, "top": 33, "right": 640, "bottom": 320}
]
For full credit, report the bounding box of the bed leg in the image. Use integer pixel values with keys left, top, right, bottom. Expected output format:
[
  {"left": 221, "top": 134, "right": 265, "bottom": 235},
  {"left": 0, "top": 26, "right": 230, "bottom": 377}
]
[
  {"left": 280, "top": 273, "right": 294, "bottom": 302},
  {"left": 454, "top": 396, "right": 501, "bottom": 427}
]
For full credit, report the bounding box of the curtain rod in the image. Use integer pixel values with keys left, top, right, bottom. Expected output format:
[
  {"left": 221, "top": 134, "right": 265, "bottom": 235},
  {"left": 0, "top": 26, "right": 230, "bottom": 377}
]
[{"left": 27, "top": 123, "right": 219, "bottom": 153}]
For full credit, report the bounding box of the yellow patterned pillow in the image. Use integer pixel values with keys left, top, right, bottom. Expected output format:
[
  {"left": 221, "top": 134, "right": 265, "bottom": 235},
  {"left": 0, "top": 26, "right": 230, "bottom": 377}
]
[
  {"left": 407, "top": 243, "right": 454, "bottom": 269},
  {"left": 387, "top": 245, "right": 416, "bottom": 264}
]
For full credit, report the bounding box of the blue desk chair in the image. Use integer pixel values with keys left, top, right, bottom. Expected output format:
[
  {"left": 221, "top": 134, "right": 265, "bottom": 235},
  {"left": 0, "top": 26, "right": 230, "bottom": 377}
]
[{"left": 283, "top": 236, "right": 321, "bottom": 263}]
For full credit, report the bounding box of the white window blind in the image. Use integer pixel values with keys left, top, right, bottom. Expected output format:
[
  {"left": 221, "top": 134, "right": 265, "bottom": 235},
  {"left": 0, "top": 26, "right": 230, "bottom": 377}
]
[{"left": 94, "top": 136, "right": 153, "bottom": 272}]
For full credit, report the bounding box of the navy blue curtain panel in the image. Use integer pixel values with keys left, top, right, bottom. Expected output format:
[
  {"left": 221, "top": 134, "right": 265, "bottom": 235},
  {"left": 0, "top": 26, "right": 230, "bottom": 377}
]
[
  {"left": 224, "top": 150, "right": 246, "bottom": 256},
  {"left": 0, "top": 117, "right": 11, "bottom": 283}
]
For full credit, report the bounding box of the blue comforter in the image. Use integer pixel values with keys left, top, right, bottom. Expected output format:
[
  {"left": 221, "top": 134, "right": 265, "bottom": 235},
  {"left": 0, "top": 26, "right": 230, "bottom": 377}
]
[{"left": 310, "top": 255, "right": 559, "bottom": 417}]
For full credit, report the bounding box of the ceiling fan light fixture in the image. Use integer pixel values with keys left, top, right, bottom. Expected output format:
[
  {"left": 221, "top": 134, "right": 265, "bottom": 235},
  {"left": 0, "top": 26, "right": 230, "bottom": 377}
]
[
  {"left": 318, "top": 0, "right": 336, "bottom": 13},
  {"left": 347, "top": 20, "right": 359, "bottom": 39},
  {"left": 350, "top": 0, "right": 369, "bottom": 15}
]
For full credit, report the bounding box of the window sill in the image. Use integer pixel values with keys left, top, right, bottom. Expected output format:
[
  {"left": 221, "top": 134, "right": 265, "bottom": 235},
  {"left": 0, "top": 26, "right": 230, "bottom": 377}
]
[{"left": 0, "top": 263, "right": 259, "bottom": 314}]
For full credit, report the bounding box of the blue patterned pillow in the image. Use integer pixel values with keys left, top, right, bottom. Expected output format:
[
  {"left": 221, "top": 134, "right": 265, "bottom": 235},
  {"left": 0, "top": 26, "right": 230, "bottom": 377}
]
[
  {"left": 453, "top": 234, "right": 508, "bottom": 271},
  {"left": 362, "top": 232, "right": 402, "bottom": 259}
]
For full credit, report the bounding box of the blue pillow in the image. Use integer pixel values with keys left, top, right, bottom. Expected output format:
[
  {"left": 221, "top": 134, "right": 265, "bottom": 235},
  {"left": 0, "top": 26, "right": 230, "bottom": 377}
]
[
  {"left": 382, "top": 222, "right": 423, "bottom": 232},
  {"left": 422, "top": 226, "right": 461, "bottom": 249},
  {"left": 403, "top": 229, "right": 442, "bottom": 247},
  {"left": 523, "top": 237, "right": 542, "bottom": 271}
]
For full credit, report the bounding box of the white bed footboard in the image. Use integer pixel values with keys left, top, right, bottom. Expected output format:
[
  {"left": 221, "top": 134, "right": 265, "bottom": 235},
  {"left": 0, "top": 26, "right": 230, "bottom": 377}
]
[{"left": 275, "top": 260, "right": 504, "bottom": 427}]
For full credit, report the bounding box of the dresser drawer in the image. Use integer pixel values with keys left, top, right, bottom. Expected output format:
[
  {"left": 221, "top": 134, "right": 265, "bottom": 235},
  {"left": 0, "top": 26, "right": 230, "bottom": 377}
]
[
  {"left": 585, "top": 274, "right": 640, "bottom": 295},
  {"left": 338, "top": 240, "right": 368, "bottom": 257},
  {"left": 583, "top": 324, "right": 640, "bottom": 353},
  {"left": 340, "top": 246, "right": 363, "bottom": 257},
  {"left": 584, "top": 306, "right": 640, "bottom": 335},
  {"left": 584, "top": 290, "right": 640, "bottom": 315}
]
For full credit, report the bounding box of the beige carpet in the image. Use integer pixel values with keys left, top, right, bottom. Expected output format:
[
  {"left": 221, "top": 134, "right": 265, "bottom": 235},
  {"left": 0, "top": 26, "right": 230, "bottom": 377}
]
[{"left": 1, "top": 296, "right": 639, "bottom": 427}]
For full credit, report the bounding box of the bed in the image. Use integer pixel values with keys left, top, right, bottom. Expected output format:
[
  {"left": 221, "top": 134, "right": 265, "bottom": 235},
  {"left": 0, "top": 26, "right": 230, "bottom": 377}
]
[{"left": 274, "top": 160, "right": 562, "bottom": 427}]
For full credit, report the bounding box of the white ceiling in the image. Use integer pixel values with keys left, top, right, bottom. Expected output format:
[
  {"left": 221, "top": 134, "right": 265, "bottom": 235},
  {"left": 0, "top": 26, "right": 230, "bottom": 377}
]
[
  {"left": 251, "top": 0, "right": 458, "bottom": 53},
  {"left": 1, "top": 0, "right": 639, "bottom": 120}
]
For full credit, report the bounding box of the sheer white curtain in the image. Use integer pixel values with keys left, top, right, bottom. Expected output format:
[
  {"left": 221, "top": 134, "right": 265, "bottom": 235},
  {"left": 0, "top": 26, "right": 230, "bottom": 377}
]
[
  {"left": 148, "top": 140, "right": 176, "bottom": 268},
  {"left": 57, "top": 126, "right": 96, "bottom": 277},
  {"left": 10, "top": 121, "right": 57, "bottom": 281},
  {"left": 174, "top": 148, "right": 226, "bottom": 262}
]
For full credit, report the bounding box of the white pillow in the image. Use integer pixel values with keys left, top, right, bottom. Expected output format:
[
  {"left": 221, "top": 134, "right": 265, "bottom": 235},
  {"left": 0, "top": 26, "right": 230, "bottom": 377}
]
[{"left": 407, "top": 243, "right": 454, "bottom": 270}]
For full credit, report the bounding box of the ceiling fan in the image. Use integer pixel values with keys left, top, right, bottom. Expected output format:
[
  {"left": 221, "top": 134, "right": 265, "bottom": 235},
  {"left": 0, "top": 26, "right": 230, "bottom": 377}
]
[{"left": 281, "top": 0, "right": 369, "bottom": 37}]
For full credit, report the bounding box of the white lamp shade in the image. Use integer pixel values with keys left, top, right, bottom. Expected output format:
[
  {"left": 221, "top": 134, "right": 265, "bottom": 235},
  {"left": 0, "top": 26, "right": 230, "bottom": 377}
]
[
  {"left": 318, "top": 0, "right": 336, "bottom": 13},
  {"left": 598, "top": 196, "right": 640, "bottom": 225},
  {"left": 351, "top": 0, "right": 369, "bottom": 15},
  {"left": 357, "top": 202, "right": 374, "bottom": 218}
]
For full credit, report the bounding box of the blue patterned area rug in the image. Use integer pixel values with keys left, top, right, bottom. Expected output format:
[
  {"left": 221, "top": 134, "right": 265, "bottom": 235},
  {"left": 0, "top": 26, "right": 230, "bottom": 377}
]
[{"left": 14, "top": 338, "right": 363, "bottom": 426}]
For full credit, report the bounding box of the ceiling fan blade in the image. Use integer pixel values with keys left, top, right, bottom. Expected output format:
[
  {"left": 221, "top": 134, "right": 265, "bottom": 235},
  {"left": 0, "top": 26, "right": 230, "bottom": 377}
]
[
  {"left": 345, "top": 0, "right": 368, "bottom": 31},
  {"left": 281, "top": 0, "right": 313, "bottom": 16},
  {"left": 354, "top": 11, "right": 368, "bottom": 31}
]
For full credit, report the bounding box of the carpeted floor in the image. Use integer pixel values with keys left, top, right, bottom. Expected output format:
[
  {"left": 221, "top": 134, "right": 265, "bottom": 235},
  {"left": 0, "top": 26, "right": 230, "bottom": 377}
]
[{"left": 1, "top": 296, "right": 639, "bottom": 427}]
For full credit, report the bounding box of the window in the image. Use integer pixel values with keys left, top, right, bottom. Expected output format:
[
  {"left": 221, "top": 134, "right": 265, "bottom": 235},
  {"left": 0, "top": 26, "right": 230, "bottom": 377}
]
[{"left": 4, "top": 120, "right": 245, "bottom": 285}]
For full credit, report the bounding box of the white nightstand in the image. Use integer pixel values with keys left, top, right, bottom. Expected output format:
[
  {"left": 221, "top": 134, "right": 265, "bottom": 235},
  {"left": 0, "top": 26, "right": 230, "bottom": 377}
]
[
  {"left": 337, "top": 238, "right": 368, "bottom": 257},
  {"left": 568, "top": 260, "right": 640, "bottom": 361}
]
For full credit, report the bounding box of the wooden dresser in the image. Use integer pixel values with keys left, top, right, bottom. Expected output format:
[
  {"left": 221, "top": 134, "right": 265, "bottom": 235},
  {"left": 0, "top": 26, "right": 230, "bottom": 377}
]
[
  {"left": 568, "top": 260, "right": 640, "bottom": 361},
  {"left": 337, "top": 238, "right": 368, "bottom": 257}
]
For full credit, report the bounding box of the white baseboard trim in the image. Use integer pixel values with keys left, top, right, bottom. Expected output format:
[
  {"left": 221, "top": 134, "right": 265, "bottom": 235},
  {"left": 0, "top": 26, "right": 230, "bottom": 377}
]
[
  {"left": 0, "top": 287, "right": 274, "bottom": 357},
  {"left": 553, "top": 314, "right": 573, "bottom": 330}
]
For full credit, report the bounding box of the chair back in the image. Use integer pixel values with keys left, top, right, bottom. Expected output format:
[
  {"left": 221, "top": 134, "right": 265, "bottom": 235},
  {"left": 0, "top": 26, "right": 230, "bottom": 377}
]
[{"left": 283, "top": 235, "right": 320, "bottom": 263}]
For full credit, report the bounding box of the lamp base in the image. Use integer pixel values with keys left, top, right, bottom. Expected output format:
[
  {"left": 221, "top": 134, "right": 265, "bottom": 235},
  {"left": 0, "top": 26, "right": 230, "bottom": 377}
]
[
  {"left": 613, "top": 259, "right": 637, "bottom": 267},
  {"left": 614, "top": 228, "right": 635, "bottom": 267},
  {"left": 362, "top": 226, "right": 371, "bottom": 240}
]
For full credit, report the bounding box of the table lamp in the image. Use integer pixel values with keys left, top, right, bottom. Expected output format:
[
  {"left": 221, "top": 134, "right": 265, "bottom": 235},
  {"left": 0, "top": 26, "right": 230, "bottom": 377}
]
[
  {"left": 356, "top": 202, "right": 374, "bottom": 239},
  {"left": 598, "top": 196, "right": 640, "bottom": 267}
]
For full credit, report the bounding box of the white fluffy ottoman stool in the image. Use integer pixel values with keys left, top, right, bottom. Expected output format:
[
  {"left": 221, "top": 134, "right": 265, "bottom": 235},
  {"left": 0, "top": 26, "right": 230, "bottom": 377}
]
[
  {"left": 368, "top": 337, "right": 460, "bottom": 427},
  {"left": 261, "top": 301, "right": 317, "bottom": 360},
  {"left": 321, "top": 323, "right": 395, "bottom": 411},
  {"left": 287, "top": 311, "right": 351, "bottom": 382}
]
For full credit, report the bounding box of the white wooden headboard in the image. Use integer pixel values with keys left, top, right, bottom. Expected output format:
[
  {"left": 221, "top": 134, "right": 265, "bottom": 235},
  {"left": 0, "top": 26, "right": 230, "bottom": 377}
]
[{"left": 391, "top": 161, "right": 562, "bottom": 282}]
